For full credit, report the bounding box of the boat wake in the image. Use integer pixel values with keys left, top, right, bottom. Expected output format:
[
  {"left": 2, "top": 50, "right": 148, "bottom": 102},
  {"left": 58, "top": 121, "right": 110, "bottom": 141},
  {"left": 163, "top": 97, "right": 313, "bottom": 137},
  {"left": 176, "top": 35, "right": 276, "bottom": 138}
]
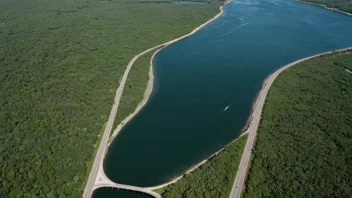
[
  {"left": 217, "top": 23, "right": 250, "bottom": 38},
  {"left": 237, "top": 16, "right": 244, "bottom": 23}
]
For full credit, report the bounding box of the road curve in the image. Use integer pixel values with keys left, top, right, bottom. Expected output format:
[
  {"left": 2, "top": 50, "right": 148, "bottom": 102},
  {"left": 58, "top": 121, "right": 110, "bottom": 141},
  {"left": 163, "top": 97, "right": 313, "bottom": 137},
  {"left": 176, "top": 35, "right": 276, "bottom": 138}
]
[
  {"left": 93, "top": 184, "right": 161, "bottom": 198},
  {"left": 83, "top": 1, "right": 231, "bottom": 198},
  {"left": 229, "top": 47, "right": 352, "bottom": 198},
  {"left": 82, "top": 45, "right": 160, "bottom": 198}
]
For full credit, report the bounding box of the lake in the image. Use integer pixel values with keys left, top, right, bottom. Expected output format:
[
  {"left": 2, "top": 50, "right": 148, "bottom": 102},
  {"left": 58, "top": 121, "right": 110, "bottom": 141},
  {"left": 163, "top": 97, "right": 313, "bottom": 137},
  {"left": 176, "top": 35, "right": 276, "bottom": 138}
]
[{"left": 102, "top": 0, "right": 352, "bottom": 191}]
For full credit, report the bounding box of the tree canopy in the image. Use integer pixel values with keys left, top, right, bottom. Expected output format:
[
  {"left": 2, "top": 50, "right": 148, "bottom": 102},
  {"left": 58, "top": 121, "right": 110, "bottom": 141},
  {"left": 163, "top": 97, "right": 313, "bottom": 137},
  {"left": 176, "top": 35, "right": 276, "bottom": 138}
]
[
  {"left": 244, "top": 50, "right": 352, "bottom": 198},
  {"left": 301, "top": 0, "right": 352, "bottom": 14},
  {"left": 0, "top": 0, "right": 220, "bottom": 197}
]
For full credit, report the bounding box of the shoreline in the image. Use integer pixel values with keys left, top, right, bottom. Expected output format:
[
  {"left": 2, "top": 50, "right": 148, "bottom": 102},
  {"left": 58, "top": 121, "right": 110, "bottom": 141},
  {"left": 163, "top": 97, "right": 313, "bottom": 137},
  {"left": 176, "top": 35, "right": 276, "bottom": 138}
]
[
  {"left": 239, "top": 75, "right": 269, "bottom": 134},
  {"left": 295, "top": 0, "right": 352, "bottom": 17},
  {"left": 109, "top": 47, "right": 161, "bottom": 142},
  {"left": 110, "top": 0, "right": 231, "bottom": 141},
  {"left": 148, "top": 131, "right": 248, "bottom": 191}
]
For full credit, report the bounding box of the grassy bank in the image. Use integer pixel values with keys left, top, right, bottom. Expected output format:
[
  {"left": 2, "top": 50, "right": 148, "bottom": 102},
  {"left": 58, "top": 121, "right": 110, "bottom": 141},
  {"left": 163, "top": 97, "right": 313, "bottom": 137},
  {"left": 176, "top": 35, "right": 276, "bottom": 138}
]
[
  {"left": 156, "top": 134, "right": 248, "bottom": 198},
  {"left": 0, "top": 0, "right": 221, "bottom": 197},
  {"left": 299, "top": 0, "right": 352, "bottom": 14},
  {"left": 244, "top": 50, "right": 352, "bottom": 197}
]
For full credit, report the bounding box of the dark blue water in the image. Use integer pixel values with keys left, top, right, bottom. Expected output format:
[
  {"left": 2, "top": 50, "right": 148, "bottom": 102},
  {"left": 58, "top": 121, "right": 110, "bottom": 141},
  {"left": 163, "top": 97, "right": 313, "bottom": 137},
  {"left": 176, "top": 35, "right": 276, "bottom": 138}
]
[
  {"left": 104, "top": 0, "right": 352, "bottom": 187},
  {"left": 92, "top": 188, "right": 153, "bottom": 198}
]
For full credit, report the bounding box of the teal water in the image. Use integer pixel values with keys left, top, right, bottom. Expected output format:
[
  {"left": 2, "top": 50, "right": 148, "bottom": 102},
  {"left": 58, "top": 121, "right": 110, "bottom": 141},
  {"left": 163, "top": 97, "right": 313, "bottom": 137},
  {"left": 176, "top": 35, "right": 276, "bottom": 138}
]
[
  {"left": 104, "top": 0, "right": 352, "bottom": 189},
  {"left": 92, "top": 188, "right": 153, "bottom": 198}
]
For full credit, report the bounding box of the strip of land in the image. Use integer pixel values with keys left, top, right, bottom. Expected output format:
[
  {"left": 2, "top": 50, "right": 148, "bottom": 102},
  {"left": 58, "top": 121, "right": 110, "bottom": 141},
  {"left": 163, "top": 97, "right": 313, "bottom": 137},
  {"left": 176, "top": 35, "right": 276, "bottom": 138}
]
[{"left": 83, "top": 45, "right": 161, "bottom": 198}]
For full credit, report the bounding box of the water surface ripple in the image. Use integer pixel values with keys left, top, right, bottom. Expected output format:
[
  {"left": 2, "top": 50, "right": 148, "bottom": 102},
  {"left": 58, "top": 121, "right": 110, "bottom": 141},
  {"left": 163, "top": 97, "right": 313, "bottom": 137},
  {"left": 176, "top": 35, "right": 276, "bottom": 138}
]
[{"left": 104, "top": 0, "right": 352, "bottom": 187}]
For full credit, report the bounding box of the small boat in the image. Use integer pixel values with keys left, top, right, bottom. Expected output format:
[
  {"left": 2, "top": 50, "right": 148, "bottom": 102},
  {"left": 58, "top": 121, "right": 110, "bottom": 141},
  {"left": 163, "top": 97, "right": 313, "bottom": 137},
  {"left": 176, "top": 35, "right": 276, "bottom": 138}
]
[{"left": 224, "top": 105, "right": 230, "bottom": 111}]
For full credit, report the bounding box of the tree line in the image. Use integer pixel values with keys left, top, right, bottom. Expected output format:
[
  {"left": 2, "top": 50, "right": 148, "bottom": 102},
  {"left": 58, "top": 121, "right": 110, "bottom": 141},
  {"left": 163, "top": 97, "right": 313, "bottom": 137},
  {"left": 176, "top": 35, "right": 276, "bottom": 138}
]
[
  {"left": 302, "top": 0, "right": 352, "bottom": 14},
  {"left": 0, "top": 0, "right": 221, "bottom": 197},
  {"left": 244, "top": 50, "right": 352, "bottom": 197}
]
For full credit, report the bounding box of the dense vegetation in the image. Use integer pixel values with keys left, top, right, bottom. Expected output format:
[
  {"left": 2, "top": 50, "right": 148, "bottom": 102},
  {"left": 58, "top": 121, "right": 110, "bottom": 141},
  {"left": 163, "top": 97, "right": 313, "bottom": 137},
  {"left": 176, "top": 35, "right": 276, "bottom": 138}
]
[
  {"left": 0, "top": 0, "right": 221, "bottom": 197},
  {"left": 156, "top": 134, "right": 248, "bottom": 198},
  {"left": 333, "top": 52, "right": 352, "bottom": 70},
  {"left": 301, "top": 0, "right": 352, "bottom": 14},
  {"left": 244, "top": 50, "right": 352, "bottom": 197}
]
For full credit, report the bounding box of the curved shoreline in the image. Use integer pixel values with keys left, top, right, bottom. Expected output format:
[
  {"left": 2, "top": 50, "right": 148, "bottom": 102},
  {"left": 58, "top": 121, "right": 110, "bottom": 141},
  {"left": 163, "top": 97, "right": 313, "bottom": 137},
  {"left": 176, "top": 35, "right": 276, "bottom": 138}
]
[
  {"left": 295, "top": 0, "right": 352, "bottom": 17},
  {"left": 110, "top": 0, "right": 231, "bottom": 140},
  {"left": 147, "top": 131, "right": 248, "bottom": 191},
  {"left": 109, "top": 47, "right": 161, "bottom": 141},
  {"left": 229, "top": 47, "right": 352, "bottom": 198}
]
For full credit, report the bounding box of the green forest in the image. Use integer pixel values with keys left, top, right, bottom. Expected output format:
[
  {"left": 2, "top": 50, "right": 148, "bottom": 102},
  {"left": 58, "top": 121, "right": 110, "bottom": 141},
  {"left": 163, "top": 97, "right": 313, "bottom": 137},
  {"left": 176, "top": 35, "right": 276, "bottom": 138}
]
[
  {"left": 301, "top": 0, "right": 352, "bottom": 14},
  {"left": 0, "top": 0, "right": 221, "bottom": 197},
  {"left": 244, "top": 50, "right": 352, "bottom": 197},
  {"left": 333, "top": 52, "right": 352, "bottom": 70},
  {"left": 156, "top": 134, "right": 247, "bottom": 198}
]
